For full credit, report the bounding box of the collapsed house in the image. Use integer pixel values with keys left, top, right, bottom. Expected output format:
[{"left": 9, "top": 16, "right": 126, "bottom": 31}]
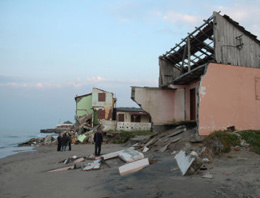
[
  {"left": 131, "top": 11, "right": 260, "bottom": 135},
  {"left": 75, "top": 88, "right": 117, "bottom": 132}
]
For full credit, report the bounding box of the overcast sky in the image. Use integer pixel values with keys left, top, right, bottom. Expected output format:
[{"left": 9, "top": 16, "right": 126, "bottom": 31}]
[{"left": 1, "top": 0, "right": 260, "bottom": 131}]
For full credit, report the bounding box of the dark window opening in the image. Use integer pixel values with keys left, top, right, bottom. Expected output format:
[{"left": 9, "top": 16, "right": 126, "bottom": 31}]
[{"left": 98, "top": 93, "right": 106, "bottom": 102}]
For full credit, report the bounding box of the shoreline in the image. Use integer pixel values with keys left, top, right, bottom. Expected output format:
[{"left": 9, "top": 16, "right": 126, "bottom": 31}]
[{"left": 0, "top": 144, "right": 260, "bottom": 198}]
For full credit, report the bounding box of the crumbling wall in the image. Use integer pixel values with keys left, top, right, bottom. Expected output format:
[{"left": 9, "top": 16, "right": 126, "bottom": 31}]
[
  {"left": 131, "top": 87, "right": 185, "bottom": 125},
  {"left": 198, "top": 63, "right": 260, "bottom": 135}
]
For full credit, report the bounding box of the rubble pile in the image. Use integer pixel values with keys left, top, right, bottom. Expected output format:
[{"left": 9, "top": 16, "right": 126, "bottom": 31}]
[
  {"left": 18, "top": 135, "right": 57, "bottom": 147},
  {"left": 138, "top": 125, "right": 203, "bottom": 153},
  {"left": 48, "top": 147, "right": 151, "bottom": 176}
]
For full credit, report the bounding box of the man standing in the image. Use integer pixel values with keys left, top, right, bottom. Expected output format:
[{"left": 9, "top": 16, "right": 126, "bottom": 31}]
[
  {"left": 94, "top": 128, "right": 103, "bottom": 156},
  {"left": 57, "top": 133, "right": 62, "bottom": 151}
]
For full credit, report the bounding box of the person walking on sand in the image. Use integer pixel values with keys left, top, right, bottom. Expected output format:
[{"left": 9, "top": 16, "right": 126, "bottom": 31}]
[
  {"left": 57, "top": 133, "right": 62, "bottom": 151},
  {"left": 94, "top": 128, "right": 103, "bottom": 156},
  {"left": 61, "top": 132, "right": 68, "bottom": 151}
]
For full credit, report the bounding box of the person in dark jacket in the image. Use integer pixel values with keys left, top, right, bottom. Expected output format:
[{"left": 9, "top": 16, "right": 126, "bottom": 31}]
[
  {"left": 61, "top": 132, "right": 68, "bottom": 151},
  {"left": 94, "top": 128, "right": 103, "bottom": 156},
  {"left": 68, "top": 133, "right": 72, "bottom": 151},
  {"left": 57, "top": 133, "right": 62, "bottom": 151}
]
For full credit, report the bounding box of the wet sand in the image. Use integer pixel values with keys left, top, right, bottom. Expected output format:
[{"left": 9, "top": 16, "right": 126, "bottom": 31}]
[{"left": 0, "top": 144, "right": 259, "bottom": 198}]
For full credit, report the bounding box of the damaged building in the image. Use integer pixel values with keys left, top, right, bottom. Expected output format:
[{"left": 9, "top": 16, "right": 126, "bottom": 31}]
[
  {"left": 75, "top": 88, "right": 117, "bottom": 131},
  {"left": 131, "top": 11, "right": 260, "bottom": 135}
]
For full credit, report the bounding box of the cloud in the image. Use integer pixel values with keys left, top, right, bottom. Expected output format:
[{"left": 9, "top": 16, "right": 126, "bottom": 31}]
[
  {"left": 163, "top": 11, "right": 201, "bottom": 26},
  {"left": 0, "top": 75, "right": 157, "bottom": 90},
  {"left": 86, "top": 76, "right": 107, "bottom": 83}
]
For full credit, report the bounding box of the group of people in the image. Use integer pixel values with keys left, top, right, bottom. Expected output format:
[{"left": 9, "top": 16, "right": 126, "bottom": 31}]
[
  {"left": 57, "top": 132, "right": 72, "bottom": 151},
  {"left": 57, "top": 128, "right": 104, "bottom": 156}
]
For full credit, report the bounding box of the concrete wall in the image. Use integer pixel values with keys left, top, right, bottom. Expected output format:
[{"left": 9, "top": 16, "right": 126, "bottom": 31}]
[
  {"left": 76, "top": 95, "right": 93, "bottom": 117},
  {"left": 198, "top": 63, "right": 260, "bottom": 135},
  {"left": 101, "top": 120, "right": 117, "bottom": 132},
  {"left": 117, "top": 122, "right": 152, "bottom": 131},
  {"left": 132, "top": 87, "right": 185, "bottom": 125}
]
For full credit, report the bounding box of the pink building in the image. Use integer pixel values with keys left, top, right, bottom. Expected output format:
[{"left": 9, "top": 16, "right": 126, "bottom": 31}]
[{"left": 131, "top": 12, "right": 260, "bottom": 135}]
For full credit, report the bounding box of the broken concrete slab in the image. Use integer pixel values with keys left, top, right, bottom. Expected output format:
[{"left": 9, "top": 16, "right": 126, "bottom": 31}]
[
  {"left": 175, "top": 150, "right": 195, "bottom": 176},
  {"left": 48, "top": 165, "right": 74, "bottom": 172},
  {"left": 74, "top": 157, "right": 85, "bottom": 163},
  {"left": 142, "top": 146, "right": 149, "bottom": 152},
  {"left": 165, "top": 125, "right": 186, "bottom": 139},
  {"left": 119, "top": 158, "right": 149, "bottom": 176},
  {"left": 101, "top": 150, "right": 123, "bottom": 160},
  {"left": 159, "top": 143, "right": 170, "bottom": 152},
  {"left": 83, "top": 159, "right": 101, "bottom": 171},
  {"left": 119, "top": 147, "right": 144, "bottom": 163},
  {"left": 201, "top": 173, "right": 213, "bottom": 179},
  {"left": 144, "top": 138, "right": 157, "bottom": 148}
]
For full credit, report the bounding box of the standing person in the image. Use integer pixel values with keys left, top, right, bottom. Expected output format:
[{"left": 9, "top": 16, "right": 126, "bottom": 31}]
[
  {"left": 61, "top": 132, "right": 68, "bottom": 151},
  {"left": 93, "top": 128, "right": 103, "bottom": 156},
  {"left": 68, "top": 133, "right": 72, "bottom": 151},
  {"left": 57, "top": 133, "right": 62, "bottom": 151}
]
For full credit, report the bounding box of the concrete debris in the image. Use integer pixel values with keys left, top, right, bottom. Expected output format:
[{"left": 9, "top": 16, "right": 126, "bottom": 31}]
[
  {"left": 48, "top": 165, "right": 74, "bottom": 172},
  {"left": 119, "top": 158, "right": 149, "bottom": 176},
  {"left": 118, "top": 147, "right": 144, "bottom": 163},
  {"left": 201, "top": 173, "right": 213, "bottom": 179},
  {"left": 83, "top": 159, "right": 101, "bottom": 171},
  {"left": 175, "top": 150, "right": 195, "bottom": 176},
  {"left": 190, "top": 151, "right": 199, "bottom": 158},
  {"left": 44, "top": 135, "right": 53, "bottom": 145},
  {"left": 102, "top": 150, "right": 122, "bottom": 160},
  {"left": 202, "top": 158, "right": 210, "bottom": 163},
  {"left": 19, "top": 136, "right": 56, "bottom": 147},
  {"left": 138, "top": 125, "right": 193, "bottom": 153},
  {"left": 74, "top": 157, "right": 85, "bottom": 163},
  {"left": 142, "top": 146, "right": 149, "bottom": 152}
]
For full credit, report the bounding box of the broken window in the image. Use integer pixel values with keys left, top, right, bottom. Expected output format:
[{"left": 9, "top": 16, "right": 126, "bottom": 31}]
[
  {"left": 131, "top": 115, "right": 141, "bottom": 123},
  {"left": 98, "top": 93, "right": 106, "bottom": 102},
  {"left": 256, "top": 77, "right": 260, "bottom": 100}
]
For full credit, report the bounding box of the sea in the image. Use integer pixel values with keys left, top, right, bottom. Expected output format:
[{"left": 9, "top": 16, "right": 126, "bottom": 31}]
[{"left": 0, "top": 129, "right": 57, "bottom": 159}]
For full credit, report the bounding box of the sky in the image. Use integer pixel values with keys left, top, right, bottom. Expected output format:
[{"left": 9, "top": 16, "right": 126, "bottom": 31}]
[{"left": 1, "top": 0, "right": 260, "bottom": 131}]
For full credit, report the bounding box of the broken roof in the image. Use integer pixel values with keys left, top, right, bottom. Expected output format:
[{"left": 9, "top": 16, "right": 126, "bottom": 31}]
[{"left": 160, "top": 11, "right": 260, "bottom": 73}]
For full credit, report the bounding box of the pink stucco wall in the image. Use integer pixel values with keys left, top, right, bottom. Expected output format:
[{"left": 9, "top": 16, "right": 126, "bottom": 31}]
[
  {"left": 133, "top": 87, "right": 185, "bottom": 125},
  {"left": 199, "top": 63, "right": 260, "bottom": 135}
]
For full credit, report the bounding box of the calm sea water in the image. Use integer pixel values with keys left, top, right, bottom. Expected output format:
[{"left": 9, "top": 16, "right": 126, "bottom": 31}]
[{"left": 0, "top": 129, "right": 55, "bottom": 159}]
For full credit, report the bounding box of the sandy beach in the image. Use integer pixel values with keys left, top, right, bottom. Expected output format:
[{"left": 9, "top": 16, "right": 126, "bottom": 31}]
[{"left": 0, "top": 143, "right": 259, "bottom": 198}]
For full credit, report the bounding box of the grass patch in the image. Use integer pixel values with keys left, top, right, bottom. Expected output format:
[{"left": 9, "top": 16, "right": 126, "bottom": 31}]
[
  {"left": 237, "top": 130, "right": 260, "bottom": 154},
  {"left": 113, "top": 131, "right": 153, "bottom": 144},
  {"left": 204, "top": 130, "right": 241, "bottom": 154}
]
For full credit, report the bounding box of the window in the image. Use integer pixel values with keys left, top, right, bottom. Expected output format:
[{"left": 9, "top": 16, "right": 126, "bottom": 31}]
[
  {"left": 98, "top": 93, "right": 106, "bottom": 102},
  {"left": 256, "top": 77, "right": 260, "bottom": 100},
  {"left": 118, "top": 114, "right": 124, "bottom": 122}
]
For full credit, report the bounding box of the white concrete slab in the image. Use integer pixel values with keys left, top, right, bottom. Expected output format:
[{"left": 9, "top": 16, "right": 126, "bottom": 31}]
[
  {"left": 175, "top": 150, "right": 195, "bottom": 176},
  {"left": 119, "top": 147, "right": 144, "bottom": 163},
  {"left": 119, "top": 158, "right": 149, "bottom": 176}
]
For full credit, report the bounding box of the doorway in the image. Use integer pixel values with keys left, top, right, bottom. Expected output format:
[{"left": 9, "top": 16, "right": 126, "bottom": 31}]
[{"left": 190, "top": 88, "right": 196, "bottom": 120}]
